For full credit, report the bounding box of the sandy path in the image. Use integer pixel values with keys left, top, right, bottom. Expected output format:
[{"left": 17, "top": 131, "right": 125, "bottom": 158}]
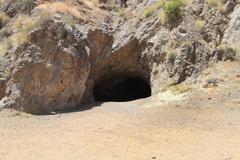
[{"left": 0, "top": 100, "right": 240, "bottom": 160}]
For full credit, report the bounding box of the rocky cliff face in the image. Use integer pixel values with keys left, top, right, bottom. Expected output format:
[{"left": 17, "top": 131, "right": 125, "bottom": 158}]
[{"left": 0, "top": 0, "right": 239, "bottom": 114}]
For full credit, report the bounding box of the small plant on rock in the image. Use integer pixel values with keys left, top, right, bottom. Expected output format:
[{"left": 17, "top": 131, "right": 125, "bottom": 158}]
[
  {"left": 144, "top": 5, "right": 156, "bottom": 17},
  {"left": 166, "top": 48, "right": 177, "bottom": 64},
  {"left": 0, "top": 12, "right": 10, "bottom": 28},
  {"left": 0, "top": 38, "right": 11, "bottom": 56},
  {"left": 217, "top": 44, "right": 237, "bottom": 61},
  {"left": 61, "top": 13, "right": 76, "bottom": 26},
  {"left": 118, "top": 8, "right": 126, "bottom": 17},
  {"left": 233, "top": 42, "right": 240, "bottom": 59},
  {"left": 169, "top": 84, "right": 191, "bottom": 94},
  {"left": 162, "top": 0, "right": 184, "bottom": 23},
  {"left": 0, "top": 28, "right": 8, "bottom": 38},
  {"left": 196, "top": 19, "right": 206, "bottom": 30},
  {"left": 207, "top": 0, "right": 225, "bottom": 12}
]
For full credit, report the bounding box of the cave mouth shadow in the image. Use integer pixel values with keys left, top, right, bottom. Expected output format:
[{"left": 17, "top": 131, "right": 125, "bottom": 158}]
[{"left": 93, "top": 76, "right": 151, "bottom": 102}]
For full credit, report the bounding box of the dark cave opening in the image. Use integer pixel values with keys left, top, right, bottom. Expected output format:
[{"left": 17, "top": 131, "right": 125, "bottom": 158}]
[{"left": 93, "top": 76, "right": 151, "bottom": 102}]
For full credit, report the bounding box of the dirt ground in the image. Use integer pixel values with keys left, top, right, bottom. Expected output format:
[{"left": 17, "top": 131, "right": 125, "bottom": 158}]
[
  {"left": 0, "top": 62, "right": 240, "bottom": 160},
  {"left": 1, "top": 101, "right": 240, "bottom": 160}
]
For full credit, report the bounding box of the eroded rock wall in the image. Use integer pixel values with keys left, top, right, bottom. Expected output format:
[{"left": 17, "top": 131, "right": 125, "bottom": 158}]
[
  {"left": 0, "top": 19, "right": 151, "bottom": 114},
  {"left": 223, "top": 4, "right": 240, "bottom": 44},
  {"left": 3, "top": 20, "right": 90, "bottom": 114},
  {"left": 0, "top": 0, "right": 239, "bottom": 114}
]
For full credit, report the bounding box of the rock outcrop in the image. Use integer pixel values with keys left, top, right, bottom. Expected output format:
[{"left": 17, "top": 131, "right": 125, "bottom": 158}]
[
  {"left": 0, "top": 0, "right": 239, "bottom": 114},
  {"left": 3, "top": 20, "right": 90, "bottom": 114},
  {"left": 223, "top": 4, "right": 240, "bottom": 44},
  {"left": 1, "top": 0, "right": 37, "bottom": 17}
]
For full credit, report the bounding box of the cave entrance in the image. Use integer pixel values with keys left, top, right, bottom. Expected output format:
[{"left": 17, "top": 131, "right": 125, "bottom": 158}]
[{"left": 93, "top": 76, "right": 151, "bottom": 102}]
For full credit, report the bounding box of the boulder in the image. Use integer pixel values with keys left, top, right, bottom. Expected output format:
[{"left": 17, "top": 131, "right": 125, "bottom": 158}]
[{"left": 223, "top": 5, "right": 240, "bottom": 44}]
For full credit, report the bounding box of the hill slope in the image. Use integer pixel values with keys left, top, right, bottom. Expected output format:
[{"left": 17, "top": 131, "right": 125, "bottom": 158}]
[{"left": 0, "top": 0, "right": 239, "bottom": 113}]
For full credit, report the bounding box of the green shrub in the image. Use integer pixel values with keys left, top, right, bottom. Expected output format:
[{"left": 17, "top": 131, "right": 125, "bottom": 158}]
[
  {"left": 163, "top": 0, "right": 184, "bottom": 22},
  {"left": 157, "top": 0, "right": 185, "bottom": 24},
  {"left": 143, "top": 0, "right": 165, "bottom": 18},
  {"left": 155, "top": 0, "right": 165, "bottom": 10},
  {"left": 144, "top": 5, "right": 156, "bottom": 17},
  {"left": 169, "top": 84, "right": 191, "bottom": 94},
  {"left": 143, "top": 0, "right": 184, "bottom": 22}
]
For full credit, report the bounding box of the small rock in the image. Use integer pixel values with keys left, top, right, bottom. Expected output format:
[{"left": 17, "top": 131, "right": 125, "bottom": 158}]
[
  {"left": 50, "top": 111, "right": 57, "bottom": 115},
  {"left": 203, "top": 78, "right": 219, "bottom": 88}
]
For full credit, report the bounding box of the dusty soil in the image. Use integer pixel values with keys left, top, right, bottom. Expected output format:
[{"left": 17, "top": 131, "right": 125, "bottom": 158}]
[
  {"left": 1, "top": 101, "right": 240, "bottom": 160},
  {"left": 0, "top": 62, "right": 240, "bottom": 160}
]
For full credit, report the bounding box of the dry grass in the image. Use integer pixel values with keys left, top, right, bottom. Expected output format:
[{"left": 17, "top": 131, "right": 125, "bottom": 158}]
[
  {"left": 229, "top": 41, "right": 240, "bottom": 59},
  {"left": 143, "top": 0, "right": 164, "bottom": 17},
  {"left": 143, "top": 5, "right": 156, "bottom": 17},
  {"left": 207, "top": 0, "right": 225, "bottom": 12},
  {"left": 0, "top": 12, "right": 52, "bottom": 56},
  {"left": 166, "top": 47, "right": 177, "bottom": 63},
  {"left": 184, "top": 0, "right": 193, "bottom": 8},
  {"left": 159, "top": 10, "right": 167, "bottom": 24},
  {"left": 0, "top": 38, "right": 11, "bottom": 56},
  {"left": 195, "top": 19, "right": 206, "bottom": 30},
  {"left": 234, "top": 42, "right": 240, "bottom": 58},
  {"left": 0, "top": 12, "right": 10, "bottom": 27},
  {"left": 118, "top": 8, "right": 135, "bottom": 19},
  {"left": 90, "top": 0, "right": 99, "bottom": 6},
  {"left": 169, "top": 84, "right": 191, "bottom": 94},
  {"left": 37, "top": 1, "right": 81, "bottom": 18},
  {"left": 61, "top": 13, "right": 76, "bottom": 26},
  {"left": 11, "top": 15, "right": 37, "bottom": 45},
  {"left": 118, "top": 8, "right": 126, "bottom": 17},
  {"left": 0, "top": 1, "right": 82, "bottom": 57},
  {"left": 218, "top": 43, "right": 237, "bottom": 61}
]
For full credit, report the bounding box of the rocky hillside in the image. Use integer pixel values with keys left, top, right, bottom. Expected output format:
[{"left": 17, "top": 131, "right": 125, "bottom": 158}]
[{"left": 0, "top": 0, "right": 239, "bottom": 114}]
